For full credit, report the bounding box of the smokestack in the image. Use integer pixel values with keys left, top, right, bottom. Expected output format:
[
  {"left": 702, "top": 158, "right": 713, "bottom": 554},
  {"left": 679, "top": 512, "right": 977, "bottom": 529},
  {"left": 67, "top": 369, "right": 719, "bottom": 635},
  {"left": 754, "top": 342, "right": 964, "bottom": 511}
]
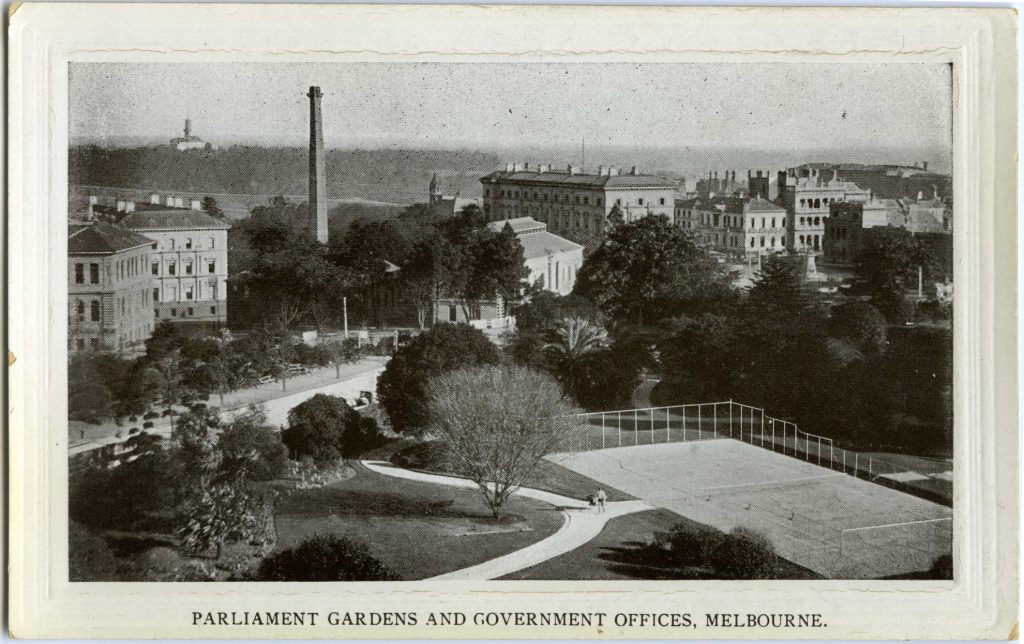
[{"left": 307, "top": 86, "right": 328, "bottom": 245}]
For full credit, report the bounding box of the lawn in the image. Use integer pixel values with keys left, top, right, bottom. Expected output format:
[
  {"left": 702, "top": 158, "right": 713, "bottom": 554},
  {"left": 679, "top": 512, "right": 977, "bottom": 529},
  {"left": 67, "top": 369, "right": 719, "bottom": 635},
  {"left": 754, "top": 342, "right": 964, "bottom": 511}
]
[
  {"left": 272, "top": 462, "right": 565, "bottom": 580},
  {"left": 387, "top": 440, "right": 635, "bottom": 502},
  {"left": 502, "top": 509, "right": 820, "bottom": 581}
]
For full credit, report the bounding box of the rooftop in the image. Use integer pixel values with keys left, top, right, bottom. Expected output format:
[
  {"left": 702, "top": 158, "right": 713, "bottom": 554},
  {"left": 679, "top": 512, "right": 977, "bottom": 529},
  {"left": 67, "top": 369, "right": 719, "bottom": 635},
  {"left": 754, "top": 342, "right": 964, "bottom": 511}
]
[
  {"left": 485, "top": 217, "right": 548, "bottom": 235},
  {"left": 518, "top": 231, "right": 583, "bottom": 260},
  {"left": 68, "top": 222, "right": 156, "bottom": 255},
  {"left": 480, "top": 169, "right": 676, "bottom": 190},
  {"left": 119, "top": 208, "right": 231, "bottom": 231}
]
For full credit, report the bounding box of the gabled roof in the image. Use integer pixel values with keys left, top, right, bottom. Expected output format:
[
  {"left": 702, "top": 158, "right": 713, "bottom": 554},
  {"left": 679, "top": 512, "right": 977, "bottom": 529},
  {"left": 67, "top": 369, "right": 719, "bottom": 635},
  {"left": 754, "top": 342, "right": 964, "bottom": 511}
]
[
  {"left": 518, "top": 231, "right": 583, "bottom": 259},
  {"left": 485, "top": 217, "right": 547, "bottom": 235},
  {"left": 68, "top": 222, "right": 156, "bottom": 255},
  {"left": 119, "top": 208, "right": 230, "bottom": 231}
]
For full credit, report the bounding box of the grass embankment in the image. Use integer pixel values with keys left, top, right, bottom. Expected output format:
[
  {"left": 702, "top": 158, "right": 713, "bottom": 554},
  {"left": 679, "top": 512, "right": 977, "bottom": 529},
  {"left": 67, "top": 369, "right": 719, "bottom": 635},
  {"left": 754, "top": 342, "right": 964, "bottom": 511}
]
[{"left": 272, "top": 462, "right": 564, "bottom": 580}]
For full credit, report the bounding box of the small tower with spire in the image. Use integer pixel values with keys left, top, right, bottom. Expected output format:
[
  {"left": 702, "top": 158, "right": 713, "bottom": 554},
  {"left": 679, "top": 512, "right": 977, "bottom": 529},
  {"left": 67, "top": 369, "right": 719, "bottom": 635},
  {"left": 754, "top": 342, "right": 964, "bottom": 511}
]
[{"left": 429, "top": 173, "right": 442, "bottom": 206}]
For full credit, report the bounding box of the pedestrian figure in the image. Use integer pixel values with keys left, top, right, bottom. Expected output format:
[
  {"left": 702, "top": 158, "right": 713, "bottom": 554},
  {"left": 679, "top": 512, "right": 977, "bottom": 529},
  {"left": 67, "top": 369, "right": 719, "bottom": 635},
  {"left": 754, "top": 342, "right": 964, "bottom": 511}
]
[{"left": 595, "top": 488, "right": 607, "bottom": 513}]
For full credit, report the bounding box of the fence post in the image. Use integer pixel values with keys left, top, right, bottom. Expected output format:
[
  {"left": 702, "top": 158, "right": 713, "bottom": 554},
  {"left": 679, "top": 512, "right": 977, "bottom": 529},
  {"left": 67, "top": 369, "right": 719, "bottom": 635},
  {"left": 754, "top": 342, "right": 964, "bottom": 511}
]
[
  {"left": 713, "top": 404, "right": 718, "bottom": 439},
  {"left": 698, "top": 405, "right": 702, "bottom": 440},
  {"left": 651, "top": 410, "right": 655, "bottom": 444},
  {"left": 666, "top": 408, "right": 671, "bottom": 443},
  {"left": 843, "top": 449, "right": 847, "bottom": 474},
  {"left": 771, "top": 419, "right": 776, "bottom": 452},
  {"left": 830, "top": 442, "right": 834, "bottom": 469},
  {"left": 729, "top": 400, "right": 734, "bottom": 438},
  {"left": 869, "top": 457, "right": 873, "bottom": 478},
  {"left": 601, "top": 413, "right": 606, "bottom": 450},
  {"left": 618, "top": 411, "right": 622, "bottom": 447},
  {"left": 760, "top": 409, "right": 765, "bottom": 445},
  {"left": 681, "top": 406, "right": 686, "bottom": 442},
  {"left": 854, "top": 452, "right": 859, "bottom": 476},
  {"left": 634, "top": 410, "right": 638, "bottom": 446},
  {"left": 817, "top": 437, "right": 822, "bottom": 465},
  {"left": 738, "top": 406, "right": 742, "bottom": 442}
]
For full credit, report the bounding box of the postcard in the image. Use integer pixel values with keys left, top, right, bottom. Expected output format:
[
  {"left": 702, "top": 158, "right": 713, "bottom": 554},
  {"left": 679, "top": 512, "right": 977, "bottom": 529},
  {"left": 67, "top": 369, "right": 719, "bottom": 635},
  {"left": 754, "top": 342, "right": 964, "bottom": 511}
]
[{"left": 6, "top": 3, "right": 1018, "bottom": 639}]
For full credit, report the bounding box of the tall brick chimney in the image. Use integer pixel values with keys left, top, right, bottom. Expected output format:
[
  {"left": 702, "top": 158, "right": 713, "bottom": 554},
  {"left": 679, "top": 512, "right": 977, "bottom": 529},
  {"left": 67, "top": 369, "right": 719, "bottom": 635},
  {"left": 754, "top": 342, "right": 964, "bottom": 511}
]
[{"left": 307, "top": 86, "right": 328, "bottom": 245}]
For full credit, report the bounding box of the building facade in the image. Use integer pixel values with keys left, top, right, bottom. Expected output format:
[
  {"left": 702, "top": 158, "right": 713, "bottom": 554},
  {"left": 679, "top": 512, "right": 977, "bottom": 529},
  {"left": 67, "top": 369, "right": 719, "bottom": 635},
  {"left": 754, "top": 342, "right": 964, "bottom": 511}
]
[
  {"left": 119, "top": 208, "right": 231, "bottom": 326},
  {"left": 479, "top": 164, "right": 677, "bottom": 252},
  {"left": 823, "top": 197, "right": 950, "bottom": 268},
  {"left": 777, "top": 166, "right": 871, "bottom": 252},
  {"left": 68, "top": 222, "right": 157, "bottom": 353},
  {"left": 674, "top": 196, "right": 789, "bottom": 260}
]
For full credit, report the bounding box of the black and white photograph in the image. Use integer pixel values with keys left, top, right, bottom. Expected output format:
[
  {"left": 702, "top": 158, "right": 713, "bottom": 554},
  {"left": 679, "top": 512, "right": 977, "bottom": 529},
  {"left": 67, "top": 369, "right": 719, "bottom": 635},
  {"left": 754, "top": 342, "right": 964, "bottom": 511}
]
[
  {"left": 66, "top": 61, "right": 955, "bottom": 583},
  {"left": 7, "top": 4, "right": 1018, "bottom": 640}
]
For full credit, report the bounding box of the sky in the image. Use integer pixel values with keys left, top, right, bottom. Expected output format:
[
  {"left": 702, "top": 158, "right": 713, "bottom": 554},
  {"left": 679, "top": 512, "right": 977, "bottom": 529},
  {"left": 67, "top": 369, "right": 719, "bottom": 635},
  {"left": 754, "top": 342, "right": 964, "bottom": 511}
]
[{"left": 69, "top": 62, "right": 952, "bottom": 156}]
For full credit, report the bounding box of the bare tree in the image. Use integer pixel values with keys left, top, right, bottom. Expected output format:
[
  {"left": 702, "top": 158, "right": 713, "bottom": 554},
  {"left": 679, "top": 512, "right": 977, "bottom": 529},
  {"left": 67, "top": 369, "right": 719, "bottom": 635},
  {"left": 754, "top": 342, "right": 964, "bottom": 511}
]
[{"left": 425, "top": 365, "right": 582, "bottom": 518}]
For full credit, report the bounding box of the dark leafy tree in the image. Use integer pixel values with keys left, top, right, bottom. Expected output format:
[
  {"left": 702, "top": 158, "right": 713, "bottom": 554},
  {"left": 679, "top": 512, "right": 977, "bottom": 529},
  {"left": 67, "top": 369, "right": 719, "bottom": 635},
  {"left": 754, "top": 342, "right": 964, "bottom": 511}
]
[
  {"left": 282, "top": 394, "right": 361, "bottom": 465},
  {"left": 201, "top": 196, "right": 224, "bottom": 219},
  {"left": 378, "top": 323, "right": 501, "bottom": 434},
  {"left": 463, "top": 224, "right": 529, "bottom": 309},
  {"left": 574, "top": 215, "right": 734, "bottom": 325},
  {"left": 258, "top": 534, "right": 396, "bottom": 581},
  {"left": 829, "top": 300, "right": 888, "bottom": 356},
  {"left": 857, "top": 227, "right": 938, "bottom": 320}
]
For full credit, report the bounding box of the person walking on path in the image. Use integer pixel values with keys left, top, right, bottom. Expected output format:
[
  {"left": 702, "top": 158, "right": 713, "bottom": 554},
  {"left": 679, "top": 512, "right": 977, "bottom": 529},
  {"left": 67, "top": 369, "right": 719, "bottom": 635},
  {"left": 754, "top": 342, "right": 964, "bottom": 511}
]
[{"left": 595, "top": 488, "right": 607, "bottom": 513}]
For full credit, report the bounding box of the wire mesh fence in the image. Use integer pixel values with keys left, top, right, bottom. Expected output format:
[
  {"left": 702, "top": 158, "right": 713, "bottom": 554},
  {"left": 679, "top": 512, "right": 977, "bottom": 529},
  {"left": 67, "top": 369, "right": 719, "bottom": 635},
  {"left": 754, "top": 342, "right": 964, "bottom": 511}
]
[{"left": 560, "top": 400, "right": 950, "bottom": 506}]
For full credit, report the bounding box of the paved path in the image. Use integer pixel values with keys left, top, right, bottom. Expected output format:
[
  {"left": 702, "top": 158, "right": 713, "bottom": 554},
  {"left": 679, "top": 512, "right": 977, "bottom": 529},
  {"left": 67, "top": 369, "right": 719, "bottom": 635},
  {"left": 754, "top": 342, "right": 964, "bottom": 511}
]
[
  {"left": 631, "top": 377, "right": 660, "bottom": 409},
  {"left": 360, "top": 460, "right": 652, "bottom": 580}
]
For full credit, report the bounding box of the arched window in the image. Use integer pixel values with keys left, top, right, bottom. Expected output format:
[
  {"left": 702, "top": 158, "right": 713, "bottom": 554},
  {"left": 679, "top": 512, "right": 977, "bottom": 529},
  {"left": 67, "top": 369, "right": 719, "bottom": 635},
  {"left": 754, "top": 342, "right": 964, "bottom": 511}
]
[
  {"left": 799, "top": 199, "right": 806, "bottom": 207},
  {"left": 770, "top": 237, "right": 776, "bottom": 247},
  {"left": 76, "top": 301, "right": 85, "bottom": 321},
  {"left": 814, "top": 217, "right": 821, "bottom": 226},
  {"left": 814, "top": 198, "right": 821, "bottom": 209},
  {"left": 90, "top": 300, "right": 100, "bottom": 322},
  {"left": 771, "top": 218, "right": 776, "bottom": 228},
  {"left": 750, "top": 238, "right": 755, "bottom": 248}
]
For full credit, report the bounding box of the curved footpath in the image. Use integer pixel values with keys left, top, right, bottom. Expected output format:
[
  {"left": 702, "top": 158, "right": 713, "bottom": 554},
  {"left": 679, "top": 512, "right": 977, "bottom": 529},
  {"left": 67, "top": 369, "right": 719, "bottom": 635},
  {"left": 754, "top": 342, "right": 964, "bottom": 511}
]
[{"left": 360, "top": 460, "right": 652, "bottom": 580}]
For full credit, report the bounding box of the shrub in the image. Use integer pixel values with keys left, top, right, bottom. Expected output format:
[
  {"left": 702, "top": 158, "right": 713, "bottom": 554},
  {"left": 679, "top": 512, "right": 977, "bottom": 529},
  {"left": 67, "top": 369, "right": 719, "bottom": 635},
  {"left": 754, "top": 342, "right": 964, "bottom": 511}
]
[
  {"left": 143, "top": 411, "right": 159, "bottom": 420},
  {"left": 142, "top": 421, "right": 154, "bottom": 429},
  {"left": 379, "top": 323, "right": 501, "bottom": 434},
  {"left": 665, "top": 524, "right": 725, "bottom": 568},
  {"left": 258, "top": 534, "right": 396, "bottom": 581},
  {"left": 341, "top": 416, "right": 385, "bottom": 458},
  {"left": 709, "top": 528, "right": 778, "bottom": 579},
  {"left": 69, "top": 448, "right": 175, "bottom": 531},
  {"left": 282, "top": 394, "right": 360, "bottom": 465}
]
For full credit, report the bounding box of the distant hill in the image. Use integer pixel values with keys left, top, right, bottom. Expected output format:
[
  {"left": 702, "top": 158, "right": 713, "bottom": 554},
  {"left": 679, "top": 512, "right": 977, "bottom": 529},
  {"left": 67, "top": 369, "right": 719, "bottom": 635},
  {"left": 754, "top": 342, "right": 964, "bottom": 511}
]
[{"left": 69, "top": 145, "right": 503, "bottom": 206}]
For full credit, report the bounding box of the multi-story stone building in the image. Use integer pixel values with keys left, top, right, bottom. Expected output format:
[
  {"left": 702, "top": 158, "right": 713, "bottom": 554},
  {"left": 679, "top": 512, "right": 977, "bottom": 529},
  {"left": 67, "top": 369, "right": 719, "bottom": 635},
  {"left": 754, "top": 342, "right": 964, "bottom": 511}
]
[
  {"left": 823, "top": 197, "right": 950, "bottom": 269},
  {"left": 777, "top": 165, "right": 871, "bottom": 252},
  {"left": 119, "top": 207, "right": 231, "bottom": 327},
  {"left": 479, "top": 163, "right": 677, "bottom": 252},
  {"left": 674, "top": 195, "right": 789, "bottom": 260},
  {"left": 68, "top": 222, "right": 157, "bottom": 353}
]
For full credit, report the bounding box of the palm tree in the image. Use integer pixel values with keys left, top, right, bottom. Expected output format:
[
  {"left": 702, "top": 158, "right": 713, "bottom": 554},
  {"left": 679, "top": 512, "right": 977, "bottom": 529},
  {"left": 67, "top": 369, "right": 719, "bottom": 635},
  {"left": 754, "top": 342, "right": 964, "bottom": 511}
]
[{"left": 544, "top": 316, "right": 609, "bottom": 400}]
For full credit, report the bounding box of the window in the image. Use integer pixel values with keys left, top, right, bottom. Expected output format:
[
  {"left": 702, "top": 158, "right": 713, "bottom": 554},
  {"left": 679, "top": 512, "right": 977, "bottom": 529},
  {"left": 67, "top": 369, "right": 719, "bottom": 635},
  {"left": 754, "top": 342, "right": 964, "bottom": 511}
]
[
  {"left": 90, "top": 338, "right": 98, "bottom": 350},
  {"left": 659, "top": 198, "right": 666, "bottom": 205},
  {"left": 171, "top": 308, "right": 177, "bottom": 317},
  {"left": 90, "top": 263, "right": 99, "bottom": 284},
  {"left": 760, "top": 237, "right": 765, "bottom": 248},
  {"left": 168, "top": 262, "right": 176, "bottom": 276},
  {"left": 448, "top": 305, "right": 456, "bottom": 323},
  {"left": 153, "top": 288, "right": 159, "bottom": 302},
  {"left": 761, "top": 218, "right": 766, "bottom": 229},
  {"left": 154, "top": 308, "right": 159, "bottom": 318},
  {"left": 152, "top": 262, "right": 159, "bottom": 275},
  {"left": 771, "top": 218, "right": 776, "bottom": 228},
  {"left": 74, "top": 264, "right": 84, "bottom": 284},
  {"left": 90, "top": 300, "right": 100, "bottom": 322},
  {"left": 188, "top": 307, "right": 194, "bottom": 316},
  {"left": 596, "top": 197, "right": 602, "bottom": 206},
  {"left": 814, "top": 198, "right": 821, "bottom": 209},
  {"left": 799, "top": 199, "right": 806, "bottom": 208},
  {"left": 210, "top": 306, "right": 217, "bottom": 315},
  {"left": 185, "top": 260, "right": 193, "bottom": 275},
  {"left": 616, "top": 199, "right": 621, "bottom": 206},
  {"left": 814, "top": 217, "right": 821, "bottom": 226},
  {"left": 638, "top": 198, "right": 644, "bottom": 206},
  {"left": 750, "top": 238, "right": 755, "bottom": 248},
  {"left": 799, "top": 234, "right": 805, "bottom": 245},
  {"left": 76, "top": 339, "right": 85, "bottom": 351},
  {"left": 575, "top": 196, "right": 580, "bottom": 204},
  {"left": 770, "top": 237, "right": 776, "bottom": 247},
  {"left": 76, "top": 301, "right": 85, "bottom": 321},
  {"left": 169, "top": 238, "right": 176, "bottom": 250},
  {"left": 185, "top": 286, "right": 194, "bottom": 301},
  {"left": 208, "top": 261, "right": 216, "bottom": 273}
]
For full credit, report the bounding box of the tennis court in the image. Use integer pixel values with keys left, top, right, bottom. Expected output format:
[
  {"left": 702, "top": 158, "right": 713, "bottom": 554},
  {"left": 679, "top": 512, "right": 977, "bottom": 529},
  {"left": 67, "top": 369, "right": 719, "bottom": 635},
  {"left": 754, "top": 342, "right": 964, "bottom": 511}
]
[{"left": 547, "top": 439, "right": 952, "bottom": 579}]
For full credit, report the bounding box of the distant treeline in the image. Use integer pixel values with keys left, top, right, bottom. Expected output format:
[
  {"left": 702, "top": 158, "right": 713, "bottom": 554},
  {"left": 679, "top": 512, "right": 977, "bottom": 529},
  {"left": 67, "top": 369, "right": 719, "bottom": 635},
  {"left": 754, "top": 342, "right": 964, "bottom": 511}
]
[{"left": 68, "top": 145, "right": 503, "bottom": 205}]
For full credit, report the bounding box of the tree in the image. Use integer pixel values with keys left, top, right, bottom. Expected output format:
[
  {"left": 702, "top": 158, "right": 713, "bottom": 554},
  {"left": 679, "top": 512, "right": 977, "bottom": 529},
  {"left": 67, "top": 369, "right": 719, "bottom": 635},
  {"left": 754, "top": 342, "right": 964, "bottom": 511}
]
[
  {"left": 462, "top": 224, "right": 529, "bottom": 314},
  {"left": 709, "top": 528, "right": 779, "bottom": 579},
  {"left": 747, "top": 255, "right": 808, "bottom": 312},
  {"left": 282, "top": 394, "right": 360, "bottom": 465},
  {"left": 857, "top": 227, "right": 938, "bottom": 320},
  {"left": 543, "top": 317, "right": 609, "bottom": 401},
  {"left": 258, "top": 534, "right": 395, "bottom": 581},
  {"left": 143, "top": 350, "right": 190, "bottom": 431},
  {"left": 218, "top": 405, "right": 287, "bottom": 481},
  {"left": 403, "top": 231, "right": 466, "bottom": 329},
  {"left": 829, "top": 301, "right": 888, "bottom": 355},
  {"left": 201, "top": 196, "right": 224, "bottom": 219},
  {"left": 574, "top": 215, "right": 733, "bottom": 325},
  {"left": 425, "top": 365, "right": 581, "bottom": 517},
  {"left": 378, "top": 323, "right": 502, "bottom": 434},
  {"left": 176, "top": 481, "right": 264, "bottom": 560},
  {"left": 322, "top": 339, "right": 359, "bottom": 378}
]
